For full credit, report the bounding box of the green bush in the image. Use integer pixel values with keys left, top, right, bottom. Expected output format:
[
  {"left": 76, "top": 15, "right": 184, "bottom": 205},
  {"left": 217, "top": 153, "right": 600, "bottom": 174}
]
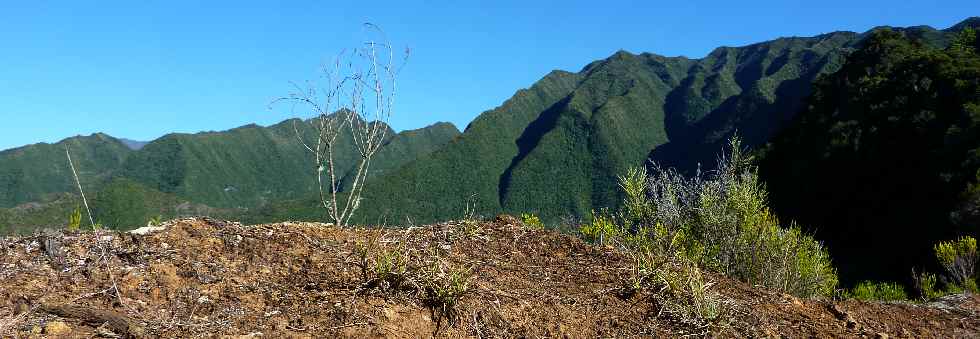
[
  {"left": 617, "top": 136, "right": 838, "bottom": 298},
  {"left": 934, "top": 236, "right": 978, "bottom": 292},
  {"left": 520, "top": 213, "right": 544, "bottom": 229},
  {"left": 847, "top": 281, "right": 908, "bottom": 301}
]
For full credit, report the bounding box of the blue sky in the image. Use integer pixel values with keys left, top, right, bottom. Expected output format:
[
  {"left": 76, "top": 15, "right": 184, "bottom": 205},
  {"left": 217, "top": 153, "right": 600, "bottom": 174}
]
[{"left": 0, "top": 1, "right": 976, "bottom": 151}]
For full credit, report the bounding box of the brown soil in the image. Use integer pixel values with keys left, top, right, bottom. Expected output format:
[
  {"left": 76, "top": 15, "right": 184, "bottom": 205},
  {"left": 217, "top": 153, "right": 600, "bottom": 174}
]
[{"left": 1, "top": 217, "right": 978, "bottom": 338}]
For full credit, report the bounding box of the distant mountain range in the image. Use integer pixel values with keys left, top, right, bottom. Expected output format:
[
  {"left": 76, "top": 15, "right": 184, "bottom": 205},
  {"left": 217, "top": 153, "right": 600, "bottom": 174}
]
[
  {"left": 2, "top": 17, "right": 977, "bottom": 286},
  {"left": 0, "top": 120, "right": 459, "bottom": 232}
]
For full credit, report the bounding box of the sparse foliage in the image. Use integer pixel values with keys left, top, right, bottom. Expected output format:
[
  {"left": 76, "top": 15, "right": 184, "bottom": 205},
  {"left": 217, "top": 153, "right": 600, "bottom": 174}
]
[{"left": 271, "top": 23, "right": 409, "bottom": 227}]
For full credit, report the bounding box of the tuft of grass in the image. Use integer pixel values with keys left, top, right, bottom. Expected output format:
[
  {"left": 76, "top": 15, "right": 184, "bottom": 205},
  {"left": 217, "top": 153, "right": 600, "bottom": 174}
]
[
  {"left": 373, "top": 245, "right": 409, "bottom": 291},
  {"left": 421, "top": 259, "right": 472, "bottom": 319},
  {"left": 148, "top": 215, "right": 163, "bottom": 227},
  {"left": 621, "top": 249, "right": 723, "bottom": 326},
  {"left": 520, "top": 213, "right": 544, "bottom": 229},
  {"left": 846, "top": 281, "right": 908, "bottom": 301}
]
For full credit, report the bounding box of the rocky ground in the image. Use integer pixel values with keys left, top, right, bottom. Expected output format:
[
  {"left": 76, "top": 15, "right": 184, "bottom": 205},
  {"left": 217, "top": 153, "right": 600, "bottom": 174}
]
[{"left": 0, "top": 217, "right": 978, "bottom": 338}]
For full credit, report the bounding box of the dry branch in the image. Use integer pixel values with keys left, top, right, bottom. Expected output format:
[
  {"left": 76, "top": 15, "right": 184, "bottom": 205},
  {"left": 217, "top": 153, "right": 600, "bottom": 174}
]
[{"left": 40, "top": 301, "right": 146, "bottom": 338}]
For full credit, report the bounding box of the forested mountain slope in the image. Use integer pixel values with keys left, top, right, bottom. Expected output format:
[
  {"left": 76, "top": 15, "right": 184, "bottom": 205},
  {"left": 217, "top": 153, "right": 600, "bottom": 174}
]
[{"left": 759, "top": 26, "right": 980, "bottom": 284}]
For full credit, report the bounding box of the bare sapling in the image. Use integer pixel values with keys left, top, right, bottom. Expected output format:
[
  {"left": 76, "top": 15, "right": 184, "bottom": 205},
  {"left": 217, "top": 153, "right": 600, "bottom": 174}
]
[{"left": 271, "top": 23, "right": 409, "bottom": 227}]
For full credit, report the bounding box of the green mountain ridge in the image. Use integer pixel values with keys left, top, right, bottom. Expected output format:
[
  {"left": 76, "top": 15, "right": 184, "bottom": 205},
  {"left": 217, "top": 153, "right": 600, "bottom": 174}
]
[
  {"left": 353, "top": 20, "right": 976, "bottom": 225},
  {"left": 0, "top": 118, "right": 460, "bottom": 230},
  {"left": 0, "top": 133, "right": 132, "bottom": 208}
]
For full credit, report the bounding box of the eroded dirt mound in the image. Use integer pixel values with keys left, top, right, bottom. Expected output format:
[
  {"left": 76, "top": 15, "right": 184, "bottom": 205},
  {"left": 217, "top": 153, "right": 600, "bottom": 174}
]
[{"left": 1, "top": 217, "right": 978, "bottom": 338}]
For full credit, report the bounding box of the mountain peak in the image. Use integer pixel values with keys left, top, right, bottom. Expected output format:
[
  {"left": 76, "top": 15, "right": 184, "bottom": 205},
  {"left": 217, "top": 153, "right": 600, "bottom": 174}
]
[{"left": 947, "top": 16, "right": 980, "bottom": 32}]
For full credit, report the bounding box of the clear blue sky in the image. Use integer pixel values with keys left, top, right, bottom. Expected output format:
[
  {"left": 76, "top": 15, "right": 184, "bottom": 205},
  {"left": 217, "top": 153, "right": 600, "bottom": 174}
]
[{"left": 0, "top": 1, "right": 976, "bottom": 151}]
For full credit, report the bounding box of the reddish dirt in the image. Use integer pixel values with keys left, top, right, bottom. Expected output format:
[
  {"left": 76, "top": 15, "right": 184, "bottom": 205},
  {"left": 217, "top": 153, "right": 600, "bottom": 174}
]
[{"left": 0, "top": 217, "right": 978, "bottom": 338}]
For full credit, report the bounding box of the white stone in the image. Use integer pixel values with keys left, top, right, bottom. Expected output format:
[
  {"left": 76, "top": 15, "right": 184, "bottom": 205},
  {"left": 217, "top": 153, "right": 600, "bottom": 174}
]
[{"left": 128, "top": 225, "right": 167, "bottom": 235}]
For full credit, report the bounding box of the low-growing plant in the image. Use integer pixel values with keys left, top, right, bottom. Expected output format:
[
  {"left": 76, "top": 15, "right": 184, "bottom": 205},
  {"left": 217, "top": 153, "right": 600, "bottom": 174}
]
[
  {"left": 67, "top": 207, "right": 82, "bottom": 231},
  {"left": 520, "top": 213, "right": 544, "bottom": 229},
  {"left": 579, "top": 209, "right": 619, "bottom": 245},
  {"left": 147, "top": 215, "right": 163, "bottom": 227},
  {"left": 846, "top": 281, "right": 908, "bottom": 301},
  {"left": 652, "top": 258, "right": 723, "bottom": 325},
  {"left": 684, "top": 263, "right": 722, "bottom": 322},
  {"left": 913, "top": 270, "right": 944, "bottom": 301},
  {"left": 455, "top": 194, "right": 484, "bottom": 237},
  {"left": 373, "top": 245, "right": 409, "bottom": 290},
  {"left": 421, "top": 259, "right": 472, "bottom": 319}
]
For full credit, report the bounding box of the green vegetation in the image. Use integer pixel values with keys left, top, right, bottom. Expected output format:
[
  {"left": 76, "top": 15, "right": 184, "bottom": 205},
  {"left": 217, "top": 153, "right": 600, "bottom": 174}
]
[
  {"left": 621, "top": 247, "right": 723, "bottom": 325},
  {"left": 0, "top": 133, "right": 131, "bottom": 208},
  {"left": 759, "top": 25, "right": 980, "bottom": 286},
  {"left": 579, "top": 210, "right": 619, "bottom": 245},
  {"left": 604, "top": 136, "right": 837, "bottom": 298},
  {"left": 355, "top": 19, "right": 973, "bottom": 228},
  {"left": 520, "top": 213, "right": 543, "bottom": 229},
  {"left": 913, "top": 271, "right": 944, "bottom": 300},
  {"left": 934, "top": 236, "right": 978, "bottom": 291},
  {"left": 0, "top": 120, "right": 458, "bottom": 233},
  {"left": 352, "top": 239, "right": 472, "bottom": 320},
  {"left": 846, "top": 281, "right": 909, "bottom": 301},
  {"left": 421, "top": 260, "right": 472, "bottom": 319},
  {"left": 120, "top": 119, "right": 458, "bottom": 210},
  {"left": 148, "top": 215, "right": 163, "bottom": 227},
  {"left": 67, "top": 206, "right": 82, "bottom": 231}
]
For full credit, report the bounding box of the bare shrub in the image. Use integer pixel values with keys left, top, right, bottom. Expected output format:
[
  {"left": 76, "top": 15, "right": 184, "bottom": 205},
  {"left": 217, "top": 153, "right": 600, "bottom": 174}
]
[{"left": 271, "top": 24, "right": 409, "bottom": 227}]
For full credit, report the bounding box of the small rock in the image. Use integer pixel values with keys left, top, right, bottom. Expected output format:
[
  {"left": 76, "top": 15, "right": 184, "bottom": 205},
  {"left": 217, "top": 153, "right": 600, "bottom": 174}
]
[
  {"left": 875, "top": 332, "right": 889, "bottom": 339},
  {"left": 129, "top": 225, "right": 166, "bottom": 235},
  {"left": 44, "top": 321, "right": 71, "bottom": 335}
]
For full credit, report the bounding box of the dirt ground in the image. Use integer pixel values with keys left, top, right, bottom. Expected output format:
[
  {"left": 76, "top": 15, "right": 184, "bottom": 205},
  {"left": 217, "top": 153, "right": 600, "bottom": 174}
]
[{"left": 0, "top": 217, "right": 978, "bottom": 338}]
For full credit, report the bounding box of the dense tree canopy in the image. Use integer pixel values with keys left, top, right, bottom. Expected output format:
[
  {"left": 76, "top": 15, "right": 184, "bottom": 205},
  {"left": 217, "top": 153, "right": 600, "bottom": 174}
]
[{"left": 759, "top": 28, "right": 980, "bottom": 285}]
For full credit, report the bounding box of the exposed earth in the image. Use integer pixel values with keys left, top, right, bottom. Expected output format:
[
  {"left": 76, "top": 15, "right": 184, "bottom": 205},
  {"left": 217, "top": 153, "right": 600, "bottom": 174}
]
[{"left": 1, "top": 217, "right": 978, "bottom": 338}]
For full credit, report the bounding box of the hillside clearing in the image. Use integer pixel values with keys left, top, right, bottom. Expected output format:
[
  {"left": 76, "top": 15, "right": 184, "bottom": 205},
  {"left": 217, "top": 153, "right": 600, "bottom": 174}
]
[{"left": 1, "top": 217, "right": 978, "bottom": 338}]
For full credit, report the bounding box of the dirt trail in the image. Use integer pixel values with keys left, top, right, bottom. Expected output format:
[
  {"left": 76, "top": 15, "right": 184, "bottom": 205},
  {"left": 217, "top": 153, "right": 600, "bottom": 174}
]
[{"left": 1, "top": 217, "right": 978, "bottom": 338}]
